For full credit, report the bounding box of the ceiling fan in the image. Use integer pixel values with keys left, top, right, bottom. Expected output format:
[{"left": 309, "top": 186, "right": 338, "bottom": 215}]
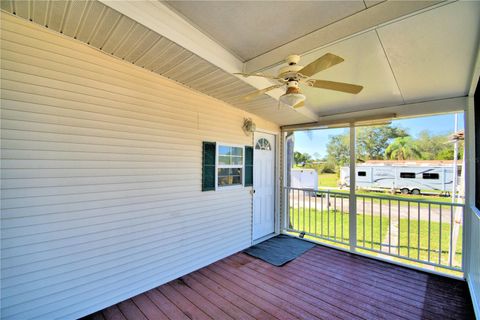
[{"left": 235, "top": 53, "right": 363, "bottom": 109}]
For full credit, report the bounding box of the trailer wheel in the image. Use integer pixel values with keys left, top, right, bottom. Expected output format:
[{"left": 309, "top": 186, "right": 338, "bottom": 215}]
[
  {"left": 411, "top": 188, "right": 421, "bottom": 195},
  {"left": 400, "top": 188, "right": 410, "bottom": 195}
]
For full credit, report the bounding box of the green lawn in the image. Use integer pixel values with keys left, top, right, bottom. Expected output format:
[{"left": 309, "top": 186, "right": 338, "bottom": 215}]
[
  {"left": 318, "top": 173, "right": 338, "bottom": 188},
  {"left": 289, "top": 208, "right": 390, "bottom": 250},
  {"left": 397, "top": 219, "right": 463, "bottom": 268},
  {"left": 288, "top": 207, "right": 463, "bottom": 270}
]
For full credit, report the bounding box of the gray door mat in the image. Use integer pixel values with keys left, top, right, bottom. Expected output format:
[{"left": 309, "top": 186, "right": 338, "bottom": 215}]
[{"left": 244, "top": 235, "right": 315, "bottom": 266}]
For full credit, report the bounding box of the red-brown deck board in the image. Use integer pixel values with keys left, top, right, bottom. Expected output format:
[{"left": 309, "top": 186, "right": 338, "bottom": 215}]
[{"left": 84, "top": 243, "right": 474, "bottom": 320}]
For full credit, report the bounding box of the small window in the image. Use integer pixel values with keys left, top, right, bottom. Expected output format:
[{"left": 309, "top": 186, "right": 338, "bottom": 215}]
[
  {"left": 400, "top": 172, "right": 416, "bottom": 179},
  {"left": 358, "top": 171, "right": 366, "bottom": 177},
  {"left": 255, "top": 138, "right": 271, "bottom": 150},
  {"left": 217, "top": 145, "right": 243, "bottom": 187},
  {"left": 423, "top": 173, "right": 439, "bottom": 180}
]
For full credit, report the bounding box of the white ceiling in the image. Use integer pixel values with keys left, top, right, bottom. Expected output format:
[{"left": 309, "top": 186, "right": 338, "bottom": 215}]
[
  {"left": 165, "top": 1, "right": 368, "bottom": 61},
  {"left": 377, "top": 1, "right": 480, "bottom": 104},
  {"left": 259, "top": 1, "right": 480, "bottom": 116}
]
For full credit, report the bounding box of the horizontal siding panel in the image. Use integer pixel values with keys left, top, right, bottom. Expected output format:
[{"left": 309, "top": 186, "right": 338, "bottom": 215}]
[
  {"left": 1, "top": 186, "right": 238, "bottom": 222},
  {"left": 0, "top": 129, "right": 200, "bottom": 151},
  {"left": 2, "top": 217, "right": 249, "bottom": 289},
  {"left": 0, "top": 59, "right": 205, "bottom": 124},
  {"left": 1, "top": 175, "right": 200, "bottom": 189},
  {"left": 1, "top": 149, "right": 199, "bottom": 162},
  {"left": 3, "top": 238, "right": 250, "bottom": 320},
  {"left": 1, "top": 107, "right": 201, "bottom": 141},
  {"left": 56, "top": 242, "right": 245, "bottom": 320},
  {"left": 2, "top": 193, "right": 248, "bottom": 228},
  {"left": 2, "top": 176, "right": 200, "bottom": 195},
  {"left": 1, "top": 179, "right": 197, "bottom": 198},
  {"left": 2, "top": 183, "right": 227, "bottom": 220},
  {"left": 0, "top": 139, "right": 198, "bottom": 155},
  {"left": 0, "top": 12, "right": 278, "bottom": 320},
  {"left": 1, "top": 120, "right": 202, "bottom": 148},
  {"left": 2, "top": 197, "right": 250, "bottom": 256},
  {"left": 2, "top": 202, "right": 251, "bottom": 269},
  {"left": 2, "top": 186, "right": 203, "bottom": 210},
  {"left": 2, "top": 215, "right": 249, "bottom": 294}
]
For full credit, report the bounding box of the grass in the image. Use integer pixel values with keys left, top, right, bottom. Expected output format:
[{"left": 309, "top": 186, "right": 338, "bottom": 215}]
[
  {"left": 318, "top": 173, "right": 338, "bottom": 188},
  {"left": 397, "top": 218, "right": 463, "bottom": 268},
  {"left": 289, "top": 208, "right": 390, "bottom": 250},
  {"left": 288, "top": 207, "right": 463, "bottom": 273}
]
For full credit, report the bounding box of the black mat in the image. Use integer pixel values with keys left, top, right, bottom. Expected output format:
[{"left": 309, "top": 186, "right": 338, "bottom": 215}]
[{"left": 244, "top": 235, "right": 315, "bottom": 266}]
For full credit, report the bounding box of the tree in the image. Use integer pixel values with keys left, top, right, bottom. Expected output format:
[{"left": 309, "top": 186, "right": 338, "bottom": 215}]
[
  {"left": 414, "top": 130, "right": 452, "bottom": 160},
  {"left": 356, "top": 126, "right": 408, "bottom": 161},
  {"left": 325, "top": 125, "right": 408, "bottom": 166},
  {"left": 385, "top": 137, "right": 422, "bottom": 160},
  {"left": 294, "top": 151, "right": 312, "bottom": 166},
  {"left": 326, "top": 134, "right": 350, "bottom": 166}
]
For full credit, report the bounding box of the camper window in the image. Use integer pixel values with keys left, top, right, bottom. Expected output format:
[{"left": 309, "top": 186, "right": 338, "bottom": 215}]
[
  {"left": 217, "top": 145, "right": 244, "bottom": 187},
  {"left": 400, "top": 172, "right": 416, "bottom": 179},
  {"left": 358, "top": 171, "right": 367, "bottom": 176},
  {"left": 422, "top": 173, "right": 439, "bottom": 180}
]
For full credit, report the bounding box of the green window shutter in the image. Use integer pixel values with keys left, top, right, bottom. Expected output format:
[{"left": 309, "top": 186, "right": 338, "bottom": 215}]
[
  {"left": 202, "top": 142, "right": 216, "bottom": 191},
  {"left": 245, "top": 146, "right": 253, "bottom": 187}
]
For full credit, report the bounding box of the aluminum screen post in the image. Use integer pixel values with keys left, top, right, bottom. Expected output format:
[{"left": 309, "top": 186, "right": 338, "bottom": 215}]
[{"left": 349, "top": 125, "right": 357, "bottom": 252}]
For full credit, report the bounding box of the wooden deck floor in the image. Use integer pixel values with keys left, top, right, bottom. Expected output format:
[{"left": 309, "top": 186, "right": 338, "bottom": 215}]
[{"left": 84, "top": 244, "right": 474, "bottom": 320}]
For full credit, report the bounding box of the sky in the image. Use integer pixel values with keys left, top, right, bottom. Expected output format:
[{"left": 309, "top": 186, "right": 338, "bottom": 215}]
[{"left": 294, "top": 112, "right": 465, "bottom": 159}]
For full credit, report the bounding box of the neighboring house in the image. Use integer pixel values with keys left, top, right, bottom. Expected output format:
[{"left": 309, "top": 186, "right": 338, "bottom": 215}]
[{"left": 0, "top": 1, "right": 479, "bottom": 319}]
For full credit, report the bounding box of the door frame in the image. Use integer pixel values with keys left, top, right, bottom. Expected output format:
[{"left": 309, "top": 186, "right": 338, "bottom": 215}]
[{"left": 251, "top": 129, "right": 280, "bottom": 245}]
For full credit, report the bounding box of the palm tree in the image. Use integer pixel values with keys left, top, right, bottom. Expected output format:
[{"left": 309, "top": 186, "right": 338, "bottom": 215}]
[{"left": 385, "top": 137, "right": 422, "bottom": 160}]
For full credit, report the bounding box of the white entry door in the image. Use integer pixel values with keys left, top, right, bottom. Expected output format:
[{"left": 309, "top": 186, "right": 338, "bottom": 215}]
[{"left": 253, "top": 132, "right": 276, "bottom": 240}]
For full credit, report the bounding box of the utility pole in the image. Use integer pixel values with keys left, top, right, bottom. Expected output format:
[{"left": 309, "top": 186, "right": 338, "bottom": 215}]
[
  {"left": 449, "top": 113, "right": 463, "bottom": 266},
  {"left": 452, "top": 113, "right": 458, "bottom": 203}
]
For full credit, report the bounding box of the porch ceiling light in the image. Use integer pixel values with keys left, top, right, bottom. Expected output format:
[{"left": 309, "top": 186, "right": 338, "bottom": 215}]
[
  {"left": 279, "top": 92, "right": 306, "bottom": 108},
  {"left": 279, "top": 81, "right": 306, "bottom": 108}
]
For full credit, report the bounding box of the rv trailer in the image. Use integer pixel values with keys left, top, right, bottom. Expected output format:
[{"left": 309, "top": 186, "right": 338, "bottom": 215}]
[{"left": 340, "top": 163, "right": 457, "bottom": 195}]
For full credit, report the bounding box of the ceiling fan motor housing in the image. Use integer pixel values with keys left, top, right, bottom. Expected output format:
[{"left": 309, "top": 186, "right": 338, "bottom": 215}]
[
  {"left": 286, "top": 84, "right": 301, "bottom": 94},
  {"left": 278, "top": 65, "right": 303, "bottom": 80},
  {"left": 286, "top": 54, "right": 301, "bottom": 65},
  {"left": 278, "top": 54, "right": 304, "bottom": 80}
]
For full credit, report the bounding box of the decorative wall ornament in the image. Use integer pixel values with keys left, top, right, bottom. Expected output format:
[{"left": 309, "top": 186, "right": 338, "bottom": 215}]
[{"left": 242, "top": 118, "right": 256, "bottom": 136}]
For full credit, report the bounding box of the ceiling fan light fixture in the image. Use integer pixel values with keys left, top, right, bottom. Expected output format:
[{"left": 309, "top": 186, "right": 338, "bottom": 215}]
[{"left": 279, "top": 92, "right": 306, "bottom": 108}]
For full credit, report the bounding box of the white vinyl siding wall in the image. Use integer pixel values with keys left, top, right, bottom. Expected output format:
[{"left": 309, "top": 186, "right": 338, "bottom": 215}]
[{"left": 0, "top": 12, "right": 279, "bottom": 320}]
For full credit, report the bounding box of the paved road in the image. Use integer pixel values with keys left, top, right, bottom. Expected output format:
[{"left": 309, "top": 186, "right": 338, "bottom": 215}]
[{"left": 288, "top": 193, "right": 463, "bottom": 223}]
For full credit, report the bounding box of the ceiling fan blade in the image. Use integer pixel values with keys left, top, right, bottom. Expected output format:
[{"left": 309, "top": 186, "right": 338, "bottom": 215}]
[
  {"left": 292, "top": 101, "right": 305, "bottom": 109},
  {"left": 243, "top": 84, "right": 284, "bottom": 100},
  {"left": 310, "top": 79, "right": 363, "bottom": 94},
  {"left": 234, "top": 72, "right": 280, "bottom": 80},
  {"left": 298, "top": 53, "right": 344, "bottom": 77}
]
